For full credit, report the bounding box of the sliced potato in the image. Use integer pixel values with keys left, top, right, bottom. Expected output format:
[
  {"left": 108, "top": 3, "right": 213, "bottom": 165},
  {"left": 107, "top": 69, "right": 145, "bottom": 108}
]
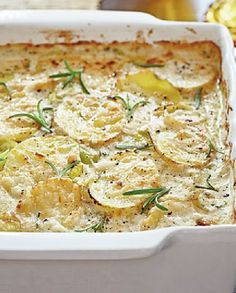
[
  {"left": 149, "top": 42, "right": 220, "bottom": 89},
  {"left": 118, "top": 70, "right": 182, "bottom": 103},
  {"left": 55, "top": 95, "right": 126, "bottom": 147},
  {"left": 194, "top": 164, "right": 234, "bottom": 214},
  {"left": 89, "top": 151, "right": 160, "bottom": 209},
  {"left": 0, "top": 136, "right": 86, "bottom": 198},
  {"left": 17, "top": 178, "right": 81, "bottom": 219},
  {"left": 194, "top": 190, "right": 227, "bottom": 212},
  {"left": 0, "top": 97, "right": 39, "bottom": 142},
  {"left": 150, "top": 126, "right": 210, "bottom": 167},
  {"left": 0, "top": 186, "right": 17, "bottom": 213},
  {"left": 141, "top": 200, "right": 198, "bottom": 230},
  {"left": 155, "top": 103, "right": 205, "bottom": 127}
]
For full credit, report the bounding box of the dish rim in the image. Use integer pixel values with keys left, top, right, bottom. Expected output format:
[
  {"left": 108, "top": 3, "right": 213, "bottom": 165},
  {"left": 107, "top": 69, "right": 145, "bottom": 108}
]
[{"left": 0, "top": 9, "right": 235, "bottom": 260}]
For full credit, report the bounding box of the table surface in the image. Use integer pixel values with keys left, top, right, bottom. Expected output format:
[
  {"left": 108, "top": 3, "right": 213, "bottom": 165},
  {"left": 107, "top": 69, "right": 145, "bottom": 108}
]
[{"left": 0, "top": 0, "right": 99, "bottom": 9}]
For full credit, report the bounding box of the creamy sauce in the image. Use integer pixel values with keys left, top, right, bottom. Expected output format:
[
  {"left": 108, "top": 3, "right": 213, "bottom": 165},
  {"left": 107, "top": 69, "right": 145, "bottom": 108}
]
[{"left": 0, "top": 41, "right": 233, "bottom": 232}]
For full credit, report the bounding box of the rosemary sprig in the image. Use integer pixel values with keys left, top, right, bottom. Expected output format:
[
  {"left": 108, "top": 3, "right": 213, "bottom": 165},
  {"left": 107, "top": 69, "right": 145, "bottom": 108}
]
[
  {"left": 115, "top": 143, "right": 152, "bottom": 150},
  {"left": 49, "top": 60, "right": 90, "bottom": 94},
  {"left": 133, "top": 61, "right": 165, "bottom": 68},
  {"left": 195, "top": 175, "right": 218, "bottom": 192},
  {"left": 0, "top": 82, "right": 11, "bottom": 97},
  {"left": 142, "top": 188, "right": 169, "bottom": 213},
  {"left": 9, "top": 99, "right": 53, "bottom": 133},
  {"left": 0, "top": 149, "right": 9, "bottom": 162},
  {"left": 110, "top": 95, "right": 147, "bottom": 120},
  {"left": 123, "top": 187, "right": 169, "bottom": 213},
  {"left": 75, "top": 219, "right": 104, "bottom": 232},
  {"left": 46, "top": 160, "right": 80, "bottom": 178},
  {"left": 206, "top": 140, "right": 224, "bottom": 158},
  {"left": 194, "top": 87, "right": 202, "bottom": 110}
]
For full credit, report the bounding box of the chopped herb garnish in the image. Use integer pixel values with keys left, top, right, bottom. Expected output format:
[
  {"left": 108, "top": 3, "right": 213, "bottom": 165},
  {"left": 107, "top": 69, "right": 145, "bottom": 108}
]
[
  {"left": 206, "top": 139, "right": 224, "bottom": 157},
  {"left": 110, "top": 95, "right": 147, "bottom": 120},
  {"left": 194, "top": 87, "right": 202, "bottom": 110},
  {"left": 123, "top": 187, "right": 170, "bottom": 213},
  {"left": 46, "top": 160, "right": 80, "bottom": 178},
  {"left": 115, "top": 143, "right": 152, "bottom": 150},
  {"left": 9, "top": 99, "right": 53, "bottom": 133},
  {"left": 0, "top": 149, "right": 9, "bottom": 162},
  {"left": 49, "top": 60, "right": 90, "bottom": 94},
  {"left": 195, "top": 175, "right": 218, "bottom": 192},
  {"left": 133, "top": 62, "right": 165, "bottom": 68},
  {"left": 0, "top": 82, "right": 11, "bottom": 97},
  {"left": 75, "top": 219, "right": 104, "bottom": 232}
]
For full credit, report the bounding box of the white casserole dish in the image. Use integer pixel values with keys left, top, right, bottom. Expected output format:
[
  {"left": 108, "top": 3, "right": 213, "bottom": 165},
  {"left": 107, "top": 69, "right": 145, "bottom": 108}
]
[{"left": 0, "top": 10, "right": 235, "bottom": 293}]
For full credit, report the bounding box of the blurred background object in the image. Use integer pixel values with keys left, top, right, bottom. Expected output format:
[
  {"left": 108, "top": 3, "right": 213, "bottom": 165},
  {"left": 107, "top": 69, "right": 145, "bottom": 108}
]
[
  {"left": 100, "top": 0, "right": 236, "bottom": 43},
  {"left": 100, "top": 0, "right": 214, "bottom": 21},
  {"left": 0, "top": 0, "right": 99, "bottom": 9},
  {"left": 206, "top": 0, "right": 236, "bottom": 42},
  {"left": 1, "top": 0, "right": 236, "bottom": 43}
]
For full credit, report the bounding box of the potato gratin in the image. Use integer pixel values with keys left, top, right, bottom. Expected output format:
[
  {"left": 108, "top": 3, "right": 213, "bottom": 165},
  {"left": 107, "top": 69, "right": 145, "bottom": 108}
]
[{"left": 0, "top": 41, "right": 233, "bottom": 232}]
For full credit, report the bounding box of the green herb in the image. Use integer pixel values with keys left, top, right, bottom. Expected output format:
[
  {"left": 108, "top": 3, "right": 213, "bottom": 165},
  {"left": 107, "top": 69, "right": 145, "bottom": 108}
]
[
  {"left": 115, "top": 143, "right": 152, "bottom": 150},
  {"left": 123, "top": 187, "right": 169, "bottom": 213},
  {"left": 49, "top": 60, "right": 90, "bottom": 94},
  {"left": 110, "top": 95, "right": 147, "bottom": 120},
  {"left": 123, "top": 187, "right": 165, "bottom": 195},
  {"left": 0, "top": 82, "right": 11, "bottom": 97},
  {"left": 195, "top": 175, "right": 218, "bottom": 192},
  {"left": 133, "top": 62, "right": 165, "bottom": 68},
  {"left": 0, "top": 149, "right": 9, "bottom": 162},
  {"left": 46, "top": 160, "right": 80, "bottom": 178},
  {"left": 194, "top": 87, "right": 202, "bottom": 110},
  {"left": 9, "top": 99, "right": 53, "bottom": 133},
  {"left": 206, "top": 140, "right": 224, "bottom": 157},
  {"left": 75, "top": 219, "right": 105, "bottom": 232}
]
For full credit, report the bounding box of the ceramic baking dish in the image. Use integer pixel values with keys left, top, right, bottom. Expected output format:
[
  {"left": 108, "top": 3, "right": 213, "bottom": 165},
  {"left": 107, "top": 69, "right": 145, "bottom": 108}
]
[{"left": 0, "top": 10, "right": 235, "bottom": 293}]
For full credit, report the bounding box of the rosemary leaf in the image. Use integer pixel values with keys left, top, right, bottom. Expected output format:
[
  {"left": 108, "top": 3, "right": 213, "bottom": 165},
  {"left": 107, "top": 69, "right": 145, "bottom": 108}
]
[
  {"left": 115, "top": 143, "right": 152, "bottom": 150},
  {"left": 206, "top": 139, "right": 224, "bottom": 157},
  {"left": 111, "top": 95, "right": 129, "bottom": 109},
  {"left": 110, "top": 95, "right": 147, "bottom": 120},
  {"left": 62, "top": 73, "right": 75, "bottom": 89},
  {"left": 123, "top": 187, "right": 164, "bottom": 195},
  {"left": 155, "top": 201, "right": 168, "bottom": 211},
  {"left": 75, "top": 219, "right": 104, "bottom": 232},
  {"left": 37, "top": 99, "right": 51, "bottom": 125},
  {"left": 194, "top": 87, "right": 202, "bottom": 110},
  {"left": 0, "top": 81, "right": 11, "bottom": 96},
  {"left": 45, "top": 161, "right": 60, "bottom": 177},
  {"left": 60, "top": 160, "right": 80, "bottom": 177},
  {"left": 133, "top": 62, "right": 165, "bottom": 68},
  {"left": 64, "top": 60, "right": 74, "bottom": 74},
  {"left": 195, "top": 175, "right": 218, "bottom": 192},
  {"left": 46, "top": 160, "right": 80, "bottom": 178},
  {"left": 141, "top": 196, "right": 155, "bottom": 213},
  {"left": 78, "top": 71, "right": 90, "bottom": 94},
  {"left": 129, "top": 101, "right": 148, "bottom": 118},
  {"left": 123, "top": 187, "right": 169, "bottom": 213},
  {"left": 141, "top": 188, "right": 170, "bottom": 213},
  {"left": 49, "top": 73, "right": 71, "bottom": 78}
]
